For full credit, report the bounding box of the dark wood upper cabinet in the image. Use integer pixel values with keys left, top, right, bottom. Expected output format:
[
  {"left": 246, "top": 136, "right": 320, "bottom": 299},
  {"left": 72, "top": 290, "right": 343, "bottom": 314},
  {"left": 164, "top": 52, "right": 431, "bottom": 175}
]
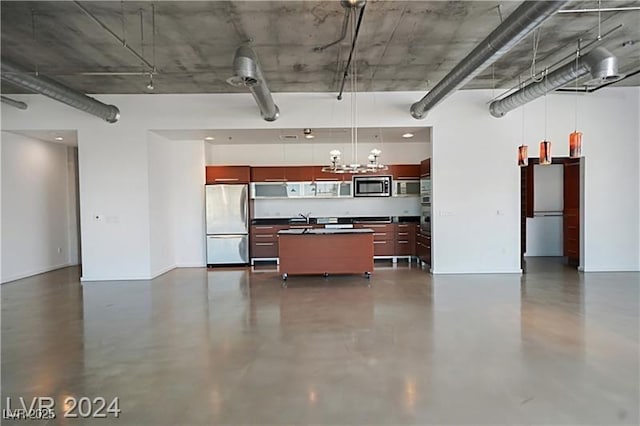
[
  {"left": 285, "top": 166, "right": 314, "bottom": 182},
  {"left": 250, "top": 167, "right": 287, "bottom": 182},
  {"left": 205, "top": 166, "right": 250, "bottom": 184},
  {"left": 420, "top": 158, "right": 431, "bottom": 177},
  {"left": 251, "top": 166, "right": 316, "bottom": 182},
  {"left": 392, "top": 164, "right": 421, "bottom": 180}
]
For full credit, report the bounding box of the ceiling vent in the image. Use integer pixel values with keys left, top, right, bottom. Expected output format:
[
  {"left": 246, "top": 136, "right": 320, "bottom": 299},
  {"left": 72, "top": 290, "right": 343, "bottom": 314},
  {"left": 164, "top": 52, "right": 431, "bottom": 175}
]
[
  {"left": 227, "top": 46, "right": 279, "bottom": 121},
  {"left": 279, "top": 135, "right": 298, "bottom": 140},
  {"left": 489, "top": 47, "right": 623, "bottom": 117},
  {"left": 1, "top": 57, "right": 120, "bottom": 123}
]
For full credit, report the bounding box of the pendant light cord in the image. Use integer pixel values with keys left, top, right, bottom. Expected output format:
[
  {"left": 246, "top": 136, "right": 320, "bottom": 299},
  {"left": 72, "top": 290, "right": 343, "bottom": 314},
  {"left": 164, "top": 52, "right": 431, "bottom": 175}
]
[
  {"left": 544, "top": 69, "right": 548, "bottom": 141},
  {"left": 574, "top": 42, "right": 580, "bottom": 131}
]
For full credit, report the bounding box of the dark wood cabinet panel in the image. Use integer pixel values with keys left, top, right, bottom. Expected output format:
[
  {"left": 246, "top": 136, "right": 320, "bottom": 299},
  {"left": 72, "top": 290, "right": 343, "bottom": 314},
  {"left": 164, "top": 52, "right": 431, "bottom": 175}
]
[
  {"left": 285, "top": 166, "right": 314, "bottom": 182},
  {"left": 563, "top": 160, "right": 581, "bottom": 265},
  {"left": 250, "top": 167, "right": 287, "bottom": 182},
  {"left": 393, "top": 164, "right": 421, "bottom": 180},
  {"left": 420, "top": 158, "right": 431, "bottom": 177},
  {"left": 206, "top": 166, "right": 250, "bottom": 184},
  {"left": 373, "top": 240, "right": 395, "bottom": 256}
]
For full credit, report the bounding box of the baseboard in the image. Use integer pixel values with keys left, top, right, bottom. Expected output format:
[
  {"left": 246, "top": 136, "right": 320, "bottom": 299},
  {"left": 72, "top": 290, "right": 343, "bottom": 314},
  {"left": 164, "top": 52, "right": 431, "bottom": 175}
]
[
  {"left": 580, "top": 267, "right": 640, "bottom": 273},
  {"left": 81, "top": 275, "right": 153, "bottom": 282},
  {"left": 1, "top": 262, "right": 74, "bottom": 284},
  {"left": 431, "top": 269, "right": 522, "bottom": 275},
  {"left": 81, "top": 264, "right": 179, "bottom": 282},
  {"left": 175, "top": 263, "right": 206, "bottom": 268},
  {"left": 149, "top": 264, "right": 177, "bottom": 279}
]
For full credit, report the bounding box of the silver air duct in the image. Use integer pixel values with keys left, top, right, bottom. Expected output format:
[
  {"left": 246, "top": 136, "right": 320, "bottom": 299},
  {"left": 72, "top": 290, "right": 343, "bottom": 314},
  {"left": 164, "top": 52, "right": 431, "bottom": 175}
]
[
  {"left": 1, "top": 58, "right": 120, "bottom": 123},
  {"left": 1, "top": 95, "right": 28, "bottom": 110},
  {"left": 410, "top": 1, "right": 568, "bottom": 120},
  {"left": 227, "top": 46, "right": 280, "bottom": 121},
  {"left": 489, "top": 47, "right": 622, "bottom": 117}
]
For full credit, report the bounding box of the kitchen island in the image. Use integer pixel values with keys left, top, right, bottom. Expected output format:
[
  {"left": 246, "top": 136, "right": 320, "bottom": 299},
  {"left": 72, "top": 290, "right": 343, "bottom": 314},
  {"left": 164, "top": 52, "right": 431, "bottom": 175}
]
[{"left": 278, "top": 228, "right": 374, "bottom": 283}]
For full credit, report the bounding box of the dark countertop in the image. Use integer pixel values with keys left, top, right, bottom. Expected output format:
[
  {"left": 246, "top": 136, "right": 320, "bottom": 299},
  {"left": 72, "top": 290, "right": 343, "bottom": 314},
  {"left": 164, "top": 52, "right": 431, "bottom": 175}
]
[
  {"left": 278, "top": 228, "right": 374, "bottom": 235},
  {"left": 252, "top": 216, "right": 419, "bottom": 226}
]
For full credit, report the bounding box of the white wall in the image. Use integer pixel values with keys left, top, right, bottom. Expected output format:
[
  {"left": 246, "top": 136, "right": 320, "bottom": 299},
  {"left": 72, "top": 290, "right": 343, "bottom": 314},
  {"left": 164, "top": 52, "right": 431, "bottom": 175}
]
[
  {"left": 1, "top": 132, "right": 78, "bottom": 283},
  {"left": 1, "top": 88, "right": 637, "bottom": 279},
  {"left": 148, "top": 132, "right": 176, "bottom": 277},
  {"left": 526, "top": 164, "right": 563, "bottom": 256},
  {"left": 206, "top": 140, "right": 430, "bottom": 165},
  {"left": 170, "top": 141, "right": 206, "bottom": 268}
]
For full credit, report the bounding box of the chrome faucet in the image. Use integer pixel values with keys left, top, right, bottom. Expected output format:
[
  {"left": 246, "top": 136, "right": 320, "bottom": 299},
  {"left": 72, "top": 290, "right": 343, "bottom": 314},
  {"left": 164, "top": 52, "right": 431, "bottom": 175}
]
[{"left": 299, "top": 212, "right": 311, "bottom": 224}]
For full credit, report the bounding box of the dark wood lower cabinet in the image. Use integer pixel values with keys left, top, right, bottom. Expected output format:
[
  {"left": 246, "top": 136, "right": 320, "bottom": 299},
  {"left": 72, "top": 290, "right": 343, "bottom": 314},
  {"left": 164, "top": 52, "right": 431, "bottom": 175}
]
[{"left": 251, "top": 222, "right": 421, "bottom": 262}]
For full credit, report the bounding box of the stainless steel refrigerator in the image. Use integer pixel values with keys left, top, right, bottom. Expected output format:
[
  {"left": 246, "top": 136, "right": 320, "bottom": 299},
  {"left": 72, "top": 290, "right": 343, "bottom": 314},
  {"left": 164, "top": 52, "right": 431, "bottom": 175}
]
[{"left": 205, "top": 184, "right": 249, "bottom": 265}]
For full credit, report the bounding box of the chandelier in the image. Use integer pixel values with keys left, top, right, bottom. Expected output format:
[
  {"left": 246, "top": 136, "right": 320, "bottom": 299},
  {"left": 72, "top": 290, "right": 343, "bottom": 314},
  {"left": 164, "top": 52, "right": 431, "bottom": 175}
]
[{"left": 322, "top": 0, "right": 386, "bottom": 174}]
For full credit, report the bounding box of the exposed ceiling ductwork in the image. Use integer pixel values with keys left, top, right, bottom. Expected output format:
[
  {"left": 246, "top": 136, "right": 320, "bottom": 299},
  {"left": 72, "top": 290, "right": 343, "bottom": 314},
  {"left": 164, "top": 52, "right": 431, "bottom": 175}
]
[
  {"left": 1, "top": 95, "right": 27, "bottom": 110},
  {"left": 227, "top": 46, "right": 280, "bottom": 122},
  {"left": 410, "top": 0, "right": 569, "bottom": 120},
  {"left": 489, "top": 47, "right": 623, "bottom": 117},
  {"left": 1, "top": 57, "right": 120, "bottom": 123}
]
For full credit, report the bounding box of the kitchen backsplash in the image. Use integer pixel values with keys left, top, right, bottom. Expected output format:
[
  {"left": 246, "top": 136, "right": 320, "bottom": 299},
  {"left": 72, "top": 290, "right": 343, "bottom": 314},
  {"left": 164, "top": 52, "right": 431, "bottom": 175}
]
[{"left": 253, "top": 197, "right": 420, "bottom": 218}]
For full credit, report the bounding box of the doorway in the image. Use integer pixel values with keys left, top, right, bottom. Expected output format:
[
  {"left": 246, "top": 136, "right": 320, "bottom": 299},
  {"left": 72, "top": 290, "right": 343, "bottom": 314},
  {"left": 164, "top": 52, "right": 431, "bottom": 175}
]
[{"left": 521, "top": 157, "right": 582, "bottom": 272}]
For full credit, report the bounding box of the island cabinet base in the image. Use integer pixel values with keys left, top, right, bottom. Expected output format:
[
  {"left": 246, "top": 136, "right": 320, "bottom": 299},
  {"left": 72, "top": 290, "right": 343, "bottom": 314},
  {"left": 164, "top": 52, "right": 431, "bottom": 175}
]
[{"left": 278, "top": 232, "right": 374, "bottom": 279}]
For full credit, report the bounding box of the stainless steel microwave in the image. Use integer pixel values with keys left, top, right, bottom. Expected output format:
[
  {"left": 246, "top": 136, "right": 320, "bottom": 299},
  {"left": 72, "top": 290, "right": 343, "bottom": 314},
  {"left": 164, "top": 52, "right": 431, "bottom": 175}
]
[{"left": 353, "top": 176, "right": 392, "bottom": 197}]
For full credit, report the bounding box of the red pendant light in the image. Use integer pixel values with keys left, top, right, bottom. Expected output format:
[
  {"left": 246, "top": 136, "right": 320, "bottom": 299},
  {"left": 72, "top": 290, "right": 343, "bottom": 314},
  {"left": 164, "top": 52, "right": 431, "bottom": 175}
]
[
  {"left": 518, "top": 145, "right": 528, "bottom": 167},
  {"left": 539, "top": 140, "right": 552, "bottom": 165},
  {"left": 569, "top": 131, "right": 582, "bottom": 158}
]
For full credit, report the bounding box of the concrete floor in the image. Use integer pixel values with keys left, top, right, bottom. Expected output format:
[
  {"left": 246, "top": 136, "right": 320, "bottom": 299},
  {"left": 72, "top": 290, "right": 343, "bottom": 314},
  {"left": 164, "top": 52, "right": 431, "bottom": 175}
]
[{"left": 1, "top": 258, "right": 638, "bottom": 425}]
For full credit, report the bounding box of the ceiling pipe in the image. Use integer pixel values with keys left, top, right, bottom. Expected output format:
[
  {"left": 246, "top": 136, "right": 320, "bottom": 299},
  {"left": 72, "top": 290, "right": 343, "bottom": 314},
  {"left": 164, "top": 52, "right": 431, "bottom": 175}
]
[
  {"left": 227, "top": 46, "right": 279, "bottom": 121},
  {"left": 1, "top": 95, "right": 28, "bottom": 110},
  {"left": 410, "top": 0, "right": 569, "bottom": 120},
  {"left": 1, "top": 58, "right": 120, "bottom": 123},
  {"left": 489, "top": 47, "right": 622, "bottom": 117}
]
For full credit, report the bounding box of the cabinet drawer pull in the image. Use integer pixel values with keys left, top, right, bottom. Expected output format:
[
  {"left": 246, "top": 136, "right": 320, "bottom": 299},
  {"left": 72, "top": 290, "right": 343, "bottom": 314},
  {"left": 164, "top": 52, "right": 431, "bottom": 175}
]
[
  {"left": 368, "top": 224, "right": 388, "bottom": 228},
  {"left": 255, "top": 234, "right": 273, "bottom": 238},
  {"left": 397, "top": 232, "right": 409, "bottom": 236},
  {"left": 373, "top": 232, "right": 387, "bottom": 236},
  {"left": 397, "top": 224, "right": 409, "bottom": 228},
  {"left": 264, "top": 178, "right": 286, "bottom": 182},
  {"left": 255, "top": 226, "right": 274, "bottom": 229},
  {"left": 214, "top": 178, "right": 239, "bottom": 182},
  {"left": 255, "top": 242, "right": 274, "bottom": 246},
  {"left": 398, "top": 241, "right": 409, "bottom": 244},
  {"left": 373, "top": 241, "right": 387, "bottom": 244},
  {"left": 397, "top": 176, "right": 417, "bottom": 180}
]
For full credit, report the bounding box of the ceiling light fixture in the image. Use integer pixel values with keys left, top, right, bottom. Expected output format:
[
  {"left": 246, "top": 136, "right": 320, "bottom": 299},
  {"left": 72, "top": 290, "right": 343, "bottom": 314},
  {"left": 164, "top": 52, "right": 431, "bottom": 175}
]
[
  {"left": 322, "top": 1, "right": 387, "bottom": 174},
  {"left": 402, "top": 132, "right": 414, "bottom": 139},
  {"left": 204, "top": 136, "right": 215, "bottom": 141},
  {"left": 303, "top": 128, "right": 315, "bottom": 139},
  {"left": 55, "top": 136, "right": 64, "bottom": 141},
  {"left": 146, "top": 73, "right": 154, "bottom": 91}
]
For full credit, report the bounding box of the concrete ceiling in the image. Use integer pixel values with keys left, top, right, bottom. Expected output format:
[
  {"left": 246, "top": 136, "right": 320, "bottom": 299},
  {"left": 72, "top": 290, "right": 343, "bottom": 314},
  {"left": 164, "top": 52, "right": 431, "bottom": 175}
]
[{"left": 1, "top": 1, "right": 639, "bottom": 95}]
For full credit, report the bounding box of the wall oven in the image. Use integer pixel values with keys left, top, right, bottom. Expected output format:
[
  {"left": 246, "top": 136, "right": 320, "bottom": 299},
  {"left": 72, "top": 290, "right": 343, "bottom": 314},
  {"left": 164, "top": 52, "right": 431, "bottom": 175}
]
[{"left": 353, "top": 176, "right": 392, "bottom": 197}]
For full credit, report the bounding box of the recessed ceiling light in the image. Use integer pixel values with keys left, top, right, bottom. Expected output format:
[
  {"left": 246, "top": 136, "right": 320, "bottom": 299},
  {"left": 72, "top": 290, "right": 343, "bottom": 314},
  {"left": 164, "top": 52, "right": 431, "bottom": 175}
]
[
  {"left": 55, "top": 136, "right": 64, "bottom": 141},
  {"left": 402, "top": 133, "right": 414, "bottom": 138},
  {"left": 303, "top": 128, "right": 315, "bottom": 139},
  {"left": 204, "top": 136, "right": 215, "bottom": 141}
]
